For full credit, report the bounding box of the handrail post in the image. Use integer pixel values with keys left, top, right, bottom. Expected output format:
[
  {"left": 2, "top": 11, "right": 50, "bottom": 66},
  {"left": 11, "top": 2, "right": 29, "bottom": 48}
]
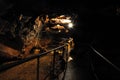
[
  {"left": 37, "top": 57, "right": 40, "bottom": 80},
  {"left": 62, "top": 44, "right": 69, "bottom": 80},
  {"left": 66, "top": 43, "right": 69, "bottom": 62},
  {"left": 62, "top": 47, "right": 65, "bottom": 58},
  {"left": 52, "top": 50, "right": 56, "bottom": 79}
]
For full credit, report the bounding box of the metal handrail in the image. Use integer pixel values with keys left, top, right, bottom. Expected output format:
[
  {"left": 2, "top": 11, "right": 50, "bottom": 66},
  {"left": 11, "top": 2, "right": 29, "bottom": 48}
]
[
  {"left": 0, "top": 42, "right": 70, "bottom": 80},
  {"left": 90, "top": 46, "right": 120, "bottom": 72},
  {"left": 0, "top": 43, "right": 68, "bottom": 72}
]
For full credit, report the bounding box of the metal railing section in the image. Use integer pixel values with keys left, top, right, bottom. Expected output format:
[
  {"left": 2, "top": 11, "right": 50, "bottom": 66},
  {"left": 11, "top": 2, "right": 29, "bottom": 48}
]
[{"left": 0, "top": 39, "right": 74, "bottom": 80}]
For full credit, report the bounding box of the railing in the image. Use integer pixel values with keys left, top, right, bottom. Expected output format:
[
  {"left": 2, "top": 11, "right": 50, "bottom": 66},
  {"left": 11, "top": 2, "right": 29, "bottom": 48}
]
[
  {"left": 88, "top": 46, "right": 120, "bottom": 80},
  {"left": 0, "top": 39, "right": 73, "bottom": 80}
]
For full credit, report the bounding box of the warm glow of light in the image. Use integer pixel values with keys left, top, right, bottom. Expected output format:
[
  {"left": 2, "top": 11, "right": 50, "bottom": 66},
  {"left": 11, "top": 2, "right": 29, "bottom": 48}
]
[
  {"left": 51, "top": 18, "right": 71, "bottom": 24},
  {"left": 68, "top": 56, "right": 73, "bottom": 62},
  {"left": 57, "top": 24, "right": 60, "bottom": 26},
  {"left": 61, "top": 19, "right": 71, "bottom": 23},
  {"left": 68, "top": 23, "right": 73, "bottom": 28}
]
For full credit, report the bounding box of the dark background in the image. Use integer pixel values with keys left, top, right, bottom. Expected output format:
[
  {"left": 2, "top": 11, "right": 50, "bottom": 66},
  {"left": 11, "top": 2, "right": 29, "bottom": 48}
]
[
  {"left": 0, "top": 0, "right": 120, "bottom": 60},
  {"left": 0, "top": 0, "right": 120, "bottom": 59}
]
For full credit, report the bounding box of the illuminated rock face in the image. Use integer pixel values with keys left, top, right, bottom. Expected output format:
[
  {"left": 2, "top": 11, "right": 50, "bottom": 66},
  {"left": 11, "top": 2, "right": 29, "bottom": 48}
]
[
  {"left": 0, "top": 12, "right": 75, "bottom": 59},
  {"left": 0, "top": 43, "right": 20, "bottom": 58},
  {"left": 21, "top": 14, "right": 75, "bottom": 55}
]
